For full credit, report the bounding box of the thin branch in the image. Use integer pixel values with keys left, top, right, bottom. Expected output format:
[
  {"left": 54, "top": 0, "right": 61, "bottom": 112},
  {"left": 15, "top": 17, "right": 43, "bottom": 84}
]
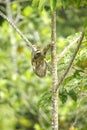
[
  {"left": 56, "top": 31, "right": 85, "bottom": 91},
  {"left": 6, "top": 0, "right": 12, "bottom": 19},
  {"left": 14, "top": 6, "right": 22, "bottom": 24},
  {"left": 0, "top": 10, "right": 34, "bottom": 51},
  {"left": 0, "top": 10, "right": 52, "bottom": 74},
  {"left": 57, "top": 35, "right": 82, "bottom": 62},
  {"left": 47, "top": 34, "right": 84, "bottom": 72},
  {"left": 51, "top": 11, "right": 58, "bottom": 130}
]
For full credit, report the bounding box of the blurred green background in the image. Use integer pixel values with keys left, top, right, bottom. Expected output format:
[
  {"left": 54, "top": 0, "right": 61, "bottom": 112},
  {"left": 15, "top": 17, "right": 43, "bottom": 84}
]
[{"left": 0, "top": 0, "right": 87, "bottom": 130}]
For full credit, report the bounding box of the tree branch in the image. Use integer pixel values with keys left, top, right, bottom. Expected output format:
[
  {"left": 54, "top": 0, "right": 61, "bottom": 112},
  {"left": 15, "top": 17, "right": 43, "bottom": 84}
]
[
  {"left": 56, "top": 31, "right": 85, "bottom": 91},
  {"left": 0, "top": 10, "right": 34, "bottom": 50},
  {"left": 57, "top": 35, "right": 82, "bottom": 62},
  {"left": 0, "top": 10, "right": 52, "bottom": 75},
  {"left": 51, "top": 11, "right": 58, "bottom": 130}
]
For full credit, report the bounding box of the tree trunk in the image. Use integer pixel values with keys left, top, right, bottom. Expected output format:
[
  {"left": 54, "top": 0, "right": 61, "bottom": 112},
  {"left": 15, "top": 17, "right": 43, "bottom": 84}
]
[{"left": 51, "top": 11, "right": 58, "bottom": 130}]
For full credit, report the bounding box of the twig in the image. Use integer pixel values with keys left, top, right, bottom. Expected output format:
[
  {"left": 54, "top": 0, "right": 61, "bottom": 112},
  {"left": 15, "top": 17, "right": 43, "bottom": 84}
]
[
  {"left": 14, "top": 6, "right": 22, "bottom": 24},
  {"left": 56, "top": 31, "right": 84, "bottom": 91},
  {"left": 57, "top": 35, "right": 82, "bottom": 62},
  {"left": 0, "top": 10, "right": 34, "bottom": 50},
  {"left": 0, "top": 10, "right": 52, "bottom": 74},
  {"left": 6, "top": 0, "right": 12, "bottom": 19}
]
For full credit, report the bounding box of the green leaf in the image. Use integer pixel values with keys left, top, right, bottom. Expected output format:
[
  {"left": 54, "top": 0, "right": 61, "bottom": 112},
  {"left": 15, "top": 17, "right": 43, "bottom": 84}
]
[
  {"left": 38, "top": 91, "right": 52, "bottom": 109},
  {"left": 50, "top": 0, "right": 57, "bottom": 11},
  {"left": 59, "top": 88, "right": 68, "bottom": 103},
  {"left": 68, "top": 90, "right": 77, "bottom": 101},
  {"left": 63, "top": 75, "right": 74, "bottom": 86}
]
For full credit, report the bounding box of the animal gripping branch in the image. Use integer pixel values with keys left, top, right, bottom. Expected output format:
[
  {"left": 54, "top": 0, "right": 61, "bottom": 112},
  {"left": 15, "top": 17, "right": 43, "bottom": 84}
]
[{"left": 0, "top": 10, "right": 51, "bottom": 77}]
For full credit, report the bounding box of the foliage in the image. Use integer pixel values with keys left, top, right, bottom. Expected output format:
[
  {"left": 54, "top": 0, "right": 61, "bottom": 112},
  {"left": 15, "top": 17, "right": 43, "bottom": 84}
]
[{"left": 0, "top": 0, "right": 87, "bottom": 130}]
